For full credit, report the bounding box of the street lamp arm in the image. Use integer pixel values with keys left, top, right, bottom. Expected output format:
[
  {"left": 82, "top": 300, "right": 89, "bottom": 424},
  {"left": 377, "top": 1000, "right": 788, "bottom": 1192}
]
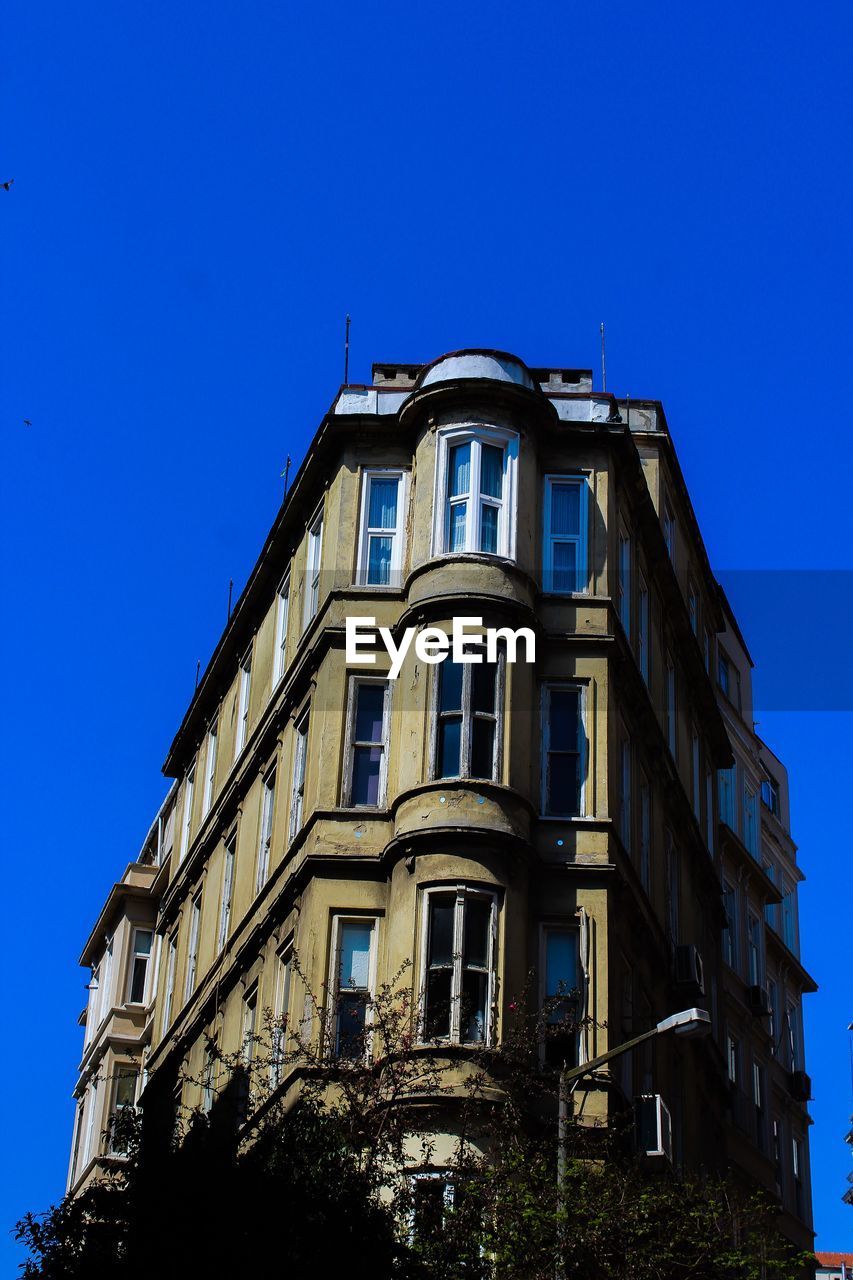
[{"left": 561, "top": 1026, "right": 661, "bottom": 1087}]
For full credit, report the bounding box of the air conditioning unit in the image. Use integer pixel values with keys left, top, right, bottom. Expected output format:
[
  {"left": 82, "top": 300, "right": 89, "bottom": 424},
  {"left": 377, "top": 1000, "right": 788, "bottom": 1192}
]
[
  {"left": 635, "top": 1094, "right": 673, "bottom": 1162},
  {"left": 788, "top": 1070, "right": 811, "bottom": 1102},
  {"left": 747, "top": 985, "right": 770, "bottom": 1017},
  {"left": 673, "top": 944, "right": 705, "bottom": 995}
]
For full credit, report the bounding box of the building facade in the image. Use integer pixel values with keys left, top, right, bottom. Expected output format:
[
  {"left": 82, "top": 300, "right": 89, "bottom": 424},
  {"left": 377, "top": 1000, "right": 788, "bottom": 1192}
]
[{"left": 65, "top": 349, "right": 815, "bottom": 1250}]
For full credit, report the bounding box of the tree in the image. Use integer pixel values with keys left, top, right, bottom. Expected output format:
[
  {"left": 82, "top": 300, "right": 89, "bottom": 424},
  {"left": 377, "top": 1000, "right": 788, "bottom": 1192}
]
[{"left": 17, "top": 964, "right": 814, "bottom": 1279}]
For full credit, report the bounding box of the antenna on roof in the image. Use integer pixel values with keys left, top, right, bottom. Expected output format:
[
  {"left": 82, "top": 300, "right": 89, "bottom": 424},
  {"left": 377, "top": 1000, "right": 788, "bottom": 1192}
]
[
  {"left": 281, "top": 454, "right": 292, "bottom": 498},
  {"left": 344, "top": 314, "right": 351, "bottom": 385},
  {"left": 227, "top": 578, "right": 234, "bottom": 621},
  {"left": 600, "top": 322, "right": 607, "bottom": 393},
  {"left": 195, "top": 659, "right": 201, "bottom": 691}
]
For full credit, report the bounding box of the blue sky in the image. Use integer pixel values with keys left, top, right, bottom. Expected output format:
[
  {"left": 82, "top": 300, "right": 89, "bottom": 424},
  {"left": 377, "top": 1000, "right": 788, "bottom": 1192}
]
[{"left": 2, "top": 0, "right": 852, "bottom": 1266}]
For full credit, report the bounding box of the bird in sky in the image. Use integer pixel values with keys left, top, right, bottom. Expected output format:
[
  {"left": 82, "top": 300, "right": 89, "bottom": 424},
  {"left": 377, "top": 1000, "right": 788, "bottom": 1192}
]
[
  {"left": 2, "top": 179, "right": 14, "bottom": 191},
  {"left": 23, "top": 419, "right": 32, "bottom": 427}
]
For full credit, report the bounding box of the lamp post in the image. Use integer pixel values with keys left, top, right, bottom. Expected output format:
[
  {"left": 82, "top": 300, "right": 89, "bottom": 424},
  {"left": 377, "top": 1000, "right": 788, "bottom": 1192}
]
[{"left": 557, "top": 1007, "right": 712, "bottom": 1186}]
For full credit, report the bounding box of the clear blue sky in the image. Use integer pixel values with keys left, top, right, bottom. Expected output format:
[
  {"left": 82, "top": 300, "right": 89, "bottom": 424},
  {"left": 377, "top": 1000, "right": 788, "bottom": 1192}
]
[{"left": 2, "top": 0, "right": 851, "bottom": 1267}]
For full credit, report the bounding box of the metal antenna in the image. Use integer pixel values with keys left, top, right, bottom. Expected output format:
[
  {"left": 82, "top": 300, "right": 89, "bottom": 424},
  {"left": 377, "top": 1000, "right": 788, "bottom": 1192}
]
[
  {"left": 625, "top": 393, "right": 630, "bottom": 432},
  {"left": 281, "top": 454, "right": 292, "bottom": 498},
  {"left": 195, "top": 659, "right": 201, "bottom": 691},
  {"left": 227, "top": 578, "right": 234, "bottom": 621},
  {"left": 344, "top": 314, "right": 351, "bottom": 385},
  {"left": 600, "top": 322, "right": 607, "bottom": 393}
]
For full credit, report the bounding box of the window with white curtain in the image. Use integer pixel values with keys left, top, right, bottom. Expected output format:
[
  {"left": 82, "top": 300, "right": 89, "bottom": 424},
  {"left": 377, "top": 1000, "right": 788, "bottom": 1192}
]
[
  {"left": 434, "top": 428, "right": 517, "bottom": 558},
  {"left": 543, "top": 476, "right": 588, "bottom": 593},
  {"left": 357, "top": 470, "right": 407, "bottom": 586}
]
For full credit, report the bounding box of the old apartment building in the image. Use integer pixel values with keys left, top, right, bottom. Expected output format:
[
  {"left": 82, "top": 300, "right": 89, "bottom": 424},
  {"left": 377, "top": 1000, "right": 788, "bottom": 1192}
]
[{"left": 65, "top": 349, "right": 815, "bottom": 1250}]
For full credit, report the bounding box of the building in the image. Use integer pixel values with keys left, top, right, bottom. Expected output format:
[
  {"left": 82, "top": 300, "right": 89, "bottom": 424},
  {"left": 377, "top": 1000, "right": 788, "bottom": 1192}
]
[
  {"left": 65, "top": 349, "right": 815, "bottom": 1251},
  {"left": 816, "top": 1254, "right": 853, "bottom": 1279}
]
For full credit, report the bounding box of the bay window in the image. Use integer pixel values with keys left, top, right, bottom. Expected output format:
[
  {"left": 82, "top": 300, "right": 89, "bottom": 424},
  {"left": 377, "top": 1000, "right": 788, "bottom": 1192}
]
[
  {"left": 433, "top": 654, "right": 502, "bottom": 781},
  {"left": 543, "top": 476, "right": 588, "bottom": 593},
  {"left": 357, "top": 470, "right": 407, "bottom": 586},
  {"left": 126, "top": 928, "right": 153, "bottom": 1004},
  {"left": 421, "top": 887, "right": 497, "bottom": 1045},
  {"left": 434, "top": 428, "right": 517, "bottom": 558}
]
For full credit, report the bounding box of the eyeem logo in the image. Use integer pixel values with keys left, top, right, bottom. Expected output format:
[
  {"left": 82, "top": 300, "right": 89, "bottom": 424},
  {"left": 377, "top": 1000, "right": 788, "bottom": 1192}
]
[{"left": 345, "top": 616, "right": 536, "bottom": 680}]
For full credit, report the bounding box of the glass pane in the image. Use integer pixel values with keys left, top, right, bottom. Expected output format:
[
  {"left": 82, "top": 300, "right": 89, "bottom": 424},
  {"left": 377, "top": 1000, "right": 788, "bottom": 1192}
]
[
  {"left": 546, "top": 930, "right": 577, "bottom": 997},
  {"left": 463, "top": 898, "right": 490, "bottom": 968},
  {"left": 336, "top": 993, "right": 367, "bottom": 1058},
  {"left": 428, "top": 896, "right": 456, "bottom": 966},
  {"left": 471, "top": 662, "right": 496, "bottom": 714},
  {"left": 351, "top": 746, "right": 382, "bottom": 805},
  {"left": 461, "top": 970, "right": 487, "bottom": 1042},
  {"left": 550, "top": 482, "right": 581, "bottom": 536},
  {"left": 549, "top": 690, "right": 579, "bottom": 751},
  {"left": 425, "top": 968, "right": 452, "bottom": 1039},
  {"left": 470, "top": 719, "right": 495, "bottom": 779},
  {"left": 479, "top": 445, "right": 504, "bottom": 499},
  {"left": 480, "top": 503, "right": 498, "bottom": 553},
  {"left": 115, "top": 1070, "right": 137, "bottom": 1107},
  {"left": 437, "top": 718, "right": 462, "bottom": 777},
  {"left": 355, "top": 683, "right": 385, "bottom": 742},
  {"left": 413, "top": 1180, "right": 446, "bottom": 1241},
  {"left": 449, "top": 501, "right": 467, "bottom": 551},
  {"left": 367, "top": 477, "right": 398, "bottom": 529},
  {"left": 548, "top": 753, "right": 580, "bottom": 816},
  {"left": 439, "top": 660, "right": 464, "bottom": 713},
  {"left": 449, "top": 444, "right": 470, "bottom": 498},
  {"left": 130, "top": 957, "right": 147, "bottom": 1003},
  {"left": 367, "top": 535, "right": 392, "bottom": 585},
  {"left": 339, "top": 922, "right": 373, "bottom": 990},
  {"left": 552, "top": 542, "right": 577, "bottom": 592},
  {"left": 135, "top": 930, "right": 153, "bottom": 956}
]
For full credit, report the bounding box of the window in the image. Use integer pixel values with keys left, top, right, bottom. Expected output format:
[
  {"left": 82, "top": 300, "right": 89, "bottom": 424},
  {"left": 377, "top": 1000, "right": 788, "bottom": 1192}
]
[
  {"left": 126, "top": 929, "right": 153, "bottom": 1004},
  {"left": 69, "top": 1099, "right": 84, "bottom": 1186},
  {"left": 242, "top": 988, "right": 257, "bottom": 1064},
  {"left": 781, "top": 888, "right": 797, "bottom": 954},
  {"left": 665, "top": 834, "right": 679, "bottom": 943},
  {"left": 184, "top": 889, "right": 202, "bottom": 1000},
  {"left": 717, "top": 649, "right": 730, "bottom": 697},
  {"left": 162, "top": 933, "right": 177, "bottom": 1031},
  {"left": 617, "top": 533, "right": 631, "bottom": 632},
  {"left": 665, "top": 655, "right": 677, "bottom": 756},
  {"left": 723, "top": 881, "right": 738, "bottom": 971},
  {"left": 792, "top": 1136, "right": 805, "bottom": 1218},
  {"left": 107, "top": 1067, "right": 138, "bottom": 1155},
  {"left": 753, "top": 1061, "right": 767, "bottom": 1153},
  {"left": 435, "top": 428, "right": 517, "bottom": 558},
  {"left": 289, "top": 709, "right": 309, "bottom": 842},
  {"left": 619, "top": 737, "right": 632, "bottom": 851},
  {"left": 705, "top": 771, "right": 714, "bottom": 851},
  {"left": 767, "top": 978, "right": 780, "bottom": 1057},
  {"left": 83, "top": 1079, "right": 99, "bottom": 1166},
  {"left": 344, "top": 679, "right": 390, "bottom": 806},
  {"left": 543, "top": 475, "right": 588, "bottom": 593},
  {"left": 179, "top": 760, "right": 196, "bottom": 862},
  {"left": 421, "top": 887, "right": 496, "bottom": 1045},
  {"left": 256, "top": 767, "right": 276, "bottom": 893},
  {"left": 637, "top": 574, "right": 649, "bottom": 683},
  {"left": 434, "top": 654, "right": 501, "bottom": 781},
  {"left": 718, "top": 764, "right": 736, "bottom": 829},
  {"left": 217, "top": 832, "right": 236, "bottom": 952},
  {"left": 202, "top": 719, "right": 218, "bottom": 816},
  {"left": 786, "top": 1000, "right": 803, "bottom": 1071},
  {"left": 727, "top": 1034, "right": 740, "bottom": 1086},
  {"left": 331, "top": 917, "right": 377, "bottom": 1059},
  {"left": 691, "top": 729, "right": 701, "bottom": 820},
  {"left": 541, "top": 684, "right": 585, "bottom": 817},
  {"left": 201, "top": 1043, "right": 217, "bottom": 1115},
  {"left": 662, "top": 499, "right": 676, "bottom": 564},
  {"left": 235, "top": 649, "right": 252, "bottom": 758},
  {"left": 761, "top": 774, "right": 780, "bottom": 818},
  {"left": 688, "top": 582, "right": 698, "bottom": 634},
  {"left": 271, "top": 948, "right": 293, "bottom": 1086},
  {"left": 639, "top": 774, "right": 651, "bottom": 892},
  {"left": 304, "top": 506, "right": 324, "bottom": 627},
  {"left": 273, "top": 573, "right": 290, "bottom": 683},
  {"left": 703, "top": 628, "right": 711, "bottom": 673},
  {"left": 747, "top": 910, "right": 763, "bottom": 986},
  {"left": 357, "top": 470, "right": 407, "bottom": 586},
  {"left": 743, "top": 784, "right": 759, "bottom": 857},
  {"left": 541, "top": 925, "right": 580, "bottom": 1068}
]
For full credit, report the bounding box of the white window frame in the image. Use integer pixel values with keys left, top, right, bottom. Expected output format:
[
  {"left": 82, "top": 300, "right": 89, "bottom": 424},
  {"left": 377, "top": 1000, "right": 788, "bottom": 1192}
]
[
  {"left": 432, "top": 425, "right": 519, "bottom": 560},
  {"left": 540, "top": 682, "right": 587, "bottom": 818},
  {"left": 179, "top": 760, "right": 196, "bottom": 863},
  {"left": 202, "top": 718, "right": 218, "bottom": 816},
  {"left": 329, "top": 914, "right": 379, "bottom": 1059},
  {"left": 184, "top": 889, "right": 202, "bottom": 1001},
  {"left": 270, "top": 944, "right": 293, "bottom": 1086},
  {"left": 637, "top": 573, "right": 649, "bottom": 683},
  {"left": 126, "top": 927, "right": 153, "bottom": 1005},
  {"left": 538, "top": 922, "right": 582, "bottom": 1067},
  {"left": 273, "top": 572, "right": 291, "bottom": 684},
  {"left": 83, "top": 1078, "right": 99, "bottom": 1166},
  {"left": 107, "top": 1066, "right": 138, "bottom": 1155},
  {"left": 162, "top": 933, "right": 177, "bottom": 1033},
  {"left": 418, "top": 884, "right": 498, "bottom": 1047},
  {"left": 430, "top": 647, "right": 504, "bottom": 783},
  {"left": 542, "top": 474, "right": 590, "bottom": 594},
  {"left": 255, "top": 765, "right": 277, "bottom": 894},
  {"left": 617, "top": 532, "right": 631, "bottom": 632},
  {"left": 356, "top": 469, "right": 409, "bottom": 587},
  {"left": 235, "top": 648, "right": 252, "bottom": 759},
  {"left": 241, "top": 986, "right": 258, "bottom": 1064},
  {"left": 288, "top": 708, "right": 310, "bottom": 842},
  {"left": 303, "top": 504, "right": 324, "bottom": 629},
  {"left": 217, "top": 832, "right": 236, "bottom": 952},
  {"left": 342, "top": 677, "right": 391, "bottom": 807}
]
